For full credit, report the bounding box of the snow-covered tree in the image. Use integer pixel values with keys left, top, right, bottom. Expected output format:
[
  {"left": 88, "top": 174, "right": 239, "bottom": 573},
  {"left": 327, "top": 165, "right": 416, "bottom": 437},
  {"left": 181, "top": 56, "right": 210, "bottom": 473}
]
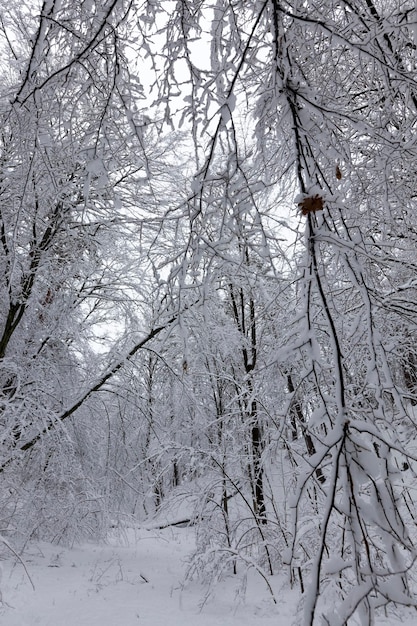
[
  {"left": 0, "top": 0, "right": 183, "bottom": 541},
  {"left": 2, "top": 1, "right": 417, "bottom": 623},
  {"left": 143, "top": 1, "right": 417, "bottom": 622}
]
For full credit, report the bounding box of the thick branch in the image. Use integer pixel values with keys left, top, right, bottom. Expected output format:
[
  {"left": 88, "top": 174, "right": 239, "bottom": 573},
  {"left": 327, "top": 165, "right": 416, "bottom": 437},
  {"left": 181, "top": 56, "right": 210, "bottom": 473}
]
[{"left": 0, "top": 313, "right": 179, "bottom": 470}]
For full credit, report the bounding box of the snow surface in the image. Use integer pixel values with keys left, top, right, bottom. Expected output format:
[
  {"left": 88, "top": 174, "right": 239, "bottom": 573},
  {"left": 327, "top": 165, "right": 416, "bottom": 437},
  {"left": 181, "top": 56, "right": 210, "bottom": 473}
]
[
  {"left": 0, "top": 527, "right": 296, "bottom": 626},
  {"left": 1, "top": 526, "right": 417, "bottom": 625}
]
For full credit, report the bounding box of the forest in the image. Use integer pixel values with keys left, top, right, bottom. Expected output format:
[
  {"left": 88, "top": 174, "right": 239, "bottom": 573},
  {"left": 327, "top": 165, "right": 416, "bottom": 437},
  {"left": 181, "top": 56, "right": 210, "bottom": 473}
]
[{"left": 0, "top": 1, "right": 417, "bottom": 624}]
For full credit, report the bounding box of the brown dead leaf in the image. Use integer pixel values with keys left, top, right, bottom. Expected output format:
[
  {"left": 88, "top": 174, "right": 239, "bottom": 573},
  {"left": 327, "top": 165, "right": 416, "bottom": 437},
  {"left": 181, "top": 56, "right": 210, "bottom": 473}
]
[{"left": 298, "top": 195, "right": 324, "bottom": 215}]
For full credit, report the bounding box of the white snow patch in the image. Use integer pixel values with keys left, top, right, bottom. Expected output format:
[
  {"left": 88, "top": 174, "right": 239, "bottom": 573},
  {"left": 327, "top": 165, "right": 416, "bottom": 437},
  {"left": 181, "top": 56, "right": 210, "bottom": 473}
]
[{"left": 0, "top": 527, "right": 295, "bottom": 626}]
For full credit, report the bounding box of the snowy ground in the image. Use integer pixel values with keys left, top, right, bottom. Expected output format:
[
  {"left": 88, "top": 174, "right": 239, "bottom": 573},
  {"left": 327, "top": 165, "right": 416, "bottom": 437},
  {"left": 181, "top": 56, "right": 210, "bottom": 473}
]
[
  {"left": 1, "top": 526, "right": 417, "bottom": 625},
  {"left": 0, "top": 526, "right": 297, "bottom": 626}
]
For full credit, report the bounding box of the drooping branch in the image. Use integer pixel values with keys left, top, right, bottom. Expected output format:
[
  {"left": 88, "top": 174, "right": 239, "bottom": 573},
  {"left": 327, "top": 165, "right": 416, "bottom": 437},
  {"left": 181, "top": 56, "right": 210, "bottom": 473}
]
[{"left": 0, "top": 311, "right": 181, "bottom": 471}]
